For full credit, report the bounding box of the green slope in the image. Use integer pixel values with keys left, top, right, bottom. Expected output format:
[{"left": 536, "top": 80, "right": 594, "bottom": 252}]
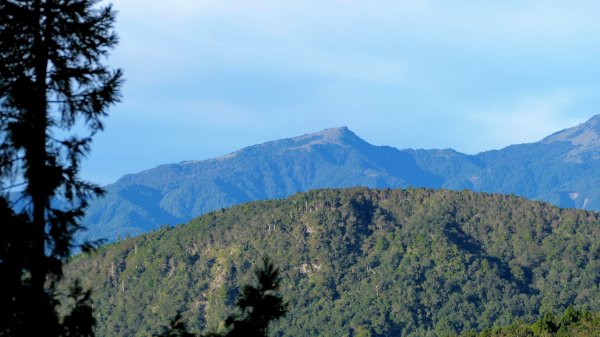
[
  {"left": 67, "top": 188, "right": 600, "bottom": 337},
  {"left": 461, "top": 307, "right": 600, "bottom": 337}
]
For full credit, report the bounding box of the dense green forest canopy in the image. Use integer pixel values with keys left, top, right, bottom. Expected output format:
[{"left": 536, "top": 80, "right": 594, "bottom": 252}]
[
  {"left": 66, "top": 188, "right": 600, "bottom": 337},
  {"left": 461, "top": 307, "right": 600, "bottom": 337}
]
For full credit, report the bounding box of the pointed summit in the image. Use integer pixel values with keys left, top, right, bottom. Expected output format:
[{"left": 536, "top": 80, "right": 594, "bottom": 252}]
[
  {"left": 293, "top": 126, "right": 360, "bottom": 143},
  {"left": 312, "top": 126, "right": 352, "bottom": 140},
  {"left": 542, "top": 114, "right": 600, "bottom": 146},
  {"left": 539, "top": 115, "right": 600, "bottom": 163},
  {"left": 204, "top": 127, "right": 369, "bottom": 162},
  {"left": 290, "top": 126, "right": 366, "bottom": 148}
]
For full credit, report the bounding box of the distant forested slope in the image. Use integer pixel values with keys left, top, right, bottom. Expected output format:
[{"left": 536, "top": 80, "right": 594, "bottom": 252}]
[{"left": 67, "top": 188, "right": 600, "bottom": 337}]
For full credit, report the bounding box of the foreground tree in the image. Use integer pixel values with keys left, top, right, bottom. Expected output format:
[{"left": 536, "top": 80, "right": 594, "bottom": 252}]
[
  {"left": 160, "top": 258, "right": 288, "bottom": 337},
  {"left": 0, "top": 0, "right": 122, "bottom": 336},
  {"left": 222, "top": 258, "right": 288, "bottom": 337}
]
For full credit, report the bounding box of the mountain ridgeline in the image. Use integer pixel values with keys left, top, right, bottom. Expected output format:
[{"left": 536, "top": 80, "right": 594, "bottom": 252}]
[
  {"left": 67, "top": 188, "right": 600, "bottom": 337},
  {"left": 84, "top": 115, "right": 600, "bottom": 241}
]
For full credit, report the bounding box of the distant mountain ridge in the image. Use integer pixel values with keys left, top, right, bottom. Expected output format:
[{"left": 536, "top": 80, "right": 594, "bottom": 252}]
[{"left": 83, "top": 115, "right": 600, "bottom": 241}]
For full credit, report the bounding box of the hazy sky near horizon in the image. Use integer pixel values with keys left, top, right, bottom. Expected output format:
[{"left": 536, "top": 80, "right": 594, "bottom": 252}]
[{"left": 86, "top": 0, "right": 600, "bottom": 184}]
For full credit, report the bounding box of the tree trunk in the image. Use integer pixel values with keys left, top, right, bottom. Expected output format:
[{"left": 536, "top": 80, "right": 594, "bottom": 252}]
[{"left": 29, "top": 0, "right": 50, "bottom": 335}]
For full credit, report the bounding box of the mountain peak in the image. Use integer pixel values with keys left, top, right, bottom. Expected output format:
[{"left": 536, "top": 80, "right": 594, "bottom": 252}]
[
  {"left": 588, "top": 114, "right": 600, "bottom": 123},
  {"left": 540, "top": 115, "right": 600, "bottom": 162},
  {"left": 289, "top": 126, "right": 366, "bottom": 148},
  {"left": 207, "top": 127, "right": 366, "bottom": 162},
  {"left": 308, "top": 126, "right": 352, "bottom": 141},
  {"left": 542, "top": 115, "right": 600, "bottom": 146}
]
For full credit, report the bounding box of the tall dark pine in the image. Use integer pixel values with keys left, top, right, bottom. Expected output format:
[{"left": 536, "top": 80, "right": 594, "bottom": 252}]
[
  {"left": 159, "top": 258, "right": 287, "bottom": 337},
  {"left": 0, "top": 0, "right": 122, "bottom": 336},
  {"left": 223, "top": 258, "right": 288, "bottom": 337}
]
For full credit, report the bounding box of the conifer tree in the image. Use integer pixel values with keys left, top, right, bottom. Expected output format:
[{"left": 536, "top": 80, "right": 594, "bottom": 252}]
[
  {"left": 0, "top": 0, "right": 122, "bottom": 335},
  {"left": 159, "top": 258, "right": 287, "bottom": 337},
  {"left": 223, "top": 257, "right": 288, "bottom": 337}
]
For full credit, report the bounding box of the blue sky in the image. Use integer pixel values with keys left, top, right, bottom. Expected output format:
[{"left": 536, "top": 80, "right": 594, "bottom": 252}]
[{"left": 85, "top": 0, "right": 600, "bottom": 184}]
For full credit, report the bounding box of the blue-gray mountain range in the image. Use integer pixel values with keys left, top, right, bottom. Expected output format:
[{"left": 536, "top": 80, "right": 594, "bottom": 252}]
[{"left": 84, "top": 115, "right": 600, "bottom": 242}]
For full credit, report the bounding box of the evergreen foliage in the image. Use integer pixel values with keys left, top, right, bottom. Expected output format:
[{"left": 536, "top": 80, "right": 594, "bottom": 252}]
[
  {"left": 66, "top": 188, "right": 600, "bottom": 337},
  {"left": 461, "top": 307, "right": 600, "bottom": 337},
  {"left": 0, "top": 0, "right": 122, "bottom": 335},
  {"left": 222, "top": 257, "right": 287, "bottom": 337},
  {"left": 158, "top": 258, "right": 287, "bottom": 337}
]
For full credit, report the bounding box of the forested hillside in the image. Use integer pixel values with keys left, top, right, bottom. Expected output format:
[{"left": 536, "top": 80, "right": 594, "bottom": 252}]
[
  {"left": 68, "top": 188, "right": 600, "bottom": 337},
  {"left": 461, "top": 307, "right": 600, "bottom": 337},
  {"left": 83, "top": 116, "right": 600, "bottom": 242}
]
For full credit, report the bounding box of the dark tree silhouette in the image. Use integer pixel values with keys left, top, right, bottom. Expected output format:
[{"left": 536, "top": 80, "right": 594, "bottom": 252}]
[
  {"left": 159, "top": 258, "right": 288, "bottom": 337},
  {"left": 0, "top": 0, "right": 122, "bottom": 336},
  {"left": 223, "top": 257, "right": 288, "bottom": 337}
]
